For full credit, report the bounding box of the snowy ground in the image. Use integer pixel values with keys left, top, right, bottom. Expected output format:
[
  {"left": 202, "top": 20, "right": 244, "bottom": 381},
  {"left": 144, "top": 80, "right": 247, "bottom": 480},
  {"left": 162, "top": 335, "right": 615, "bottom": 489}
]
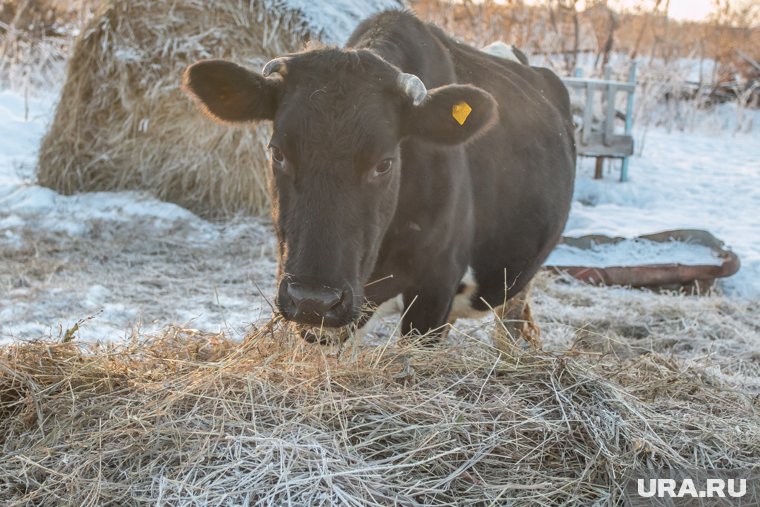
[
  {"left": 0, "top": 91, "right": 277, "bottom": 342},
  {"left": 1, "top": 86, "right": 759, "bottom": 345}
]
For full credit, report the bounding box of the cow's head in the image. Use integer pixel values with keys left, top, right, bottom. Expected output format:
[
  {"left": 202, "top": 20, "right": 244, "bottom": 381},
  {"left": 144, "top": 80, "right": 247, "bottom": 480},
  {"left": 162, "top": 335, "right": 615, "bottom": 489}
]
[{"left": 183, "top": 49, "right": 497, "bottom": 332}]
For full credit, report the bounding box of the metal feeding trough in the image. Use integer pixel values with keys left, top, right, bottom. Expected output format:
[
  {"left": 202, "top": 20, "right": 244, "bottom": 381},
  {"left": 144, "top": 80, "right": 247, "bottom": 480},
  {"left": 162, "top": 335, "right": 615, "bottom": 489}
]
[{"left": 544, "top": 229, "right": 741, "bottom": 293}]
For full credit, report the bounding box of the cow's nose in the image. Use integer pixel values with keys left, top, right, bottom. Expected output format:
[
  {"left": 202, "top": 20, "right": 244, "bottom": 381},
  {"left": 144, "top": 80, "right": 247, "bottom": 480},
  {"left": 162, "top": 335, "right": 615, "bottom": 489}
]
[{"left": 286, "top": 282, "right": 343, "bottom": 318}]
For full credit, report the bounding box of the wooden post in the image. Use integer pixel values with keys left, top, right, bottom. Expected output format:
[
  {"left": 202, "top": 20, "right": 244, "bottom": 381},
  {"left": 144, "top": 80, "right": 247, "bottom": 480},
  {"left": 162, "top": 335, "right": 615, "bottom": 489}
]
[
  {"left": 603, "top": 65, "right": 615, "bottom": 147},
  {"left": 604, "top": 64, "right": 613, "bottom": 80},
  {"left": 620, "top": 62, "right": 637, "bottom": 182},
  {"left": 594, "top": 157, "right": 604, "bottom": 179},
  {"left": 582, "top": 82, "right": 593, "bottom": 145}
]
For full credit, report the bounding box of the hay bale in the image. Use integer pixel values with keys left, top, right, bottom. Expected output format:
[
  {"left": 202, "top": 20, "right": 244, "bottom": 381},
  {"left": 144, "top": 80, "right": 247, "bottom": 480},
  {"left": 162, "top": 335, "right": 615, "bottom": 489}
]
[
  {"left": 1, "top": 326, "right": 759, "bottom": 504},
  {"left": 37, "top": 0, "right": 402, "bottom": 217}
]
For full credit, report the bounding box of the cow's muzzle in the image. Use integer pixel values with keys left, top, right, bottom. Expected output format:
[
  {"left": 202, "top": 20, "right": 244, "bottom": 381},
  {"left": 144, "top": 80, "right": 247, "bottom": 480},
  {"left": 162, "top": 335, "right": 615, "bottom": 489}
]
[{"left": 276, "top": 278, "right": 356, "bottom": 328}]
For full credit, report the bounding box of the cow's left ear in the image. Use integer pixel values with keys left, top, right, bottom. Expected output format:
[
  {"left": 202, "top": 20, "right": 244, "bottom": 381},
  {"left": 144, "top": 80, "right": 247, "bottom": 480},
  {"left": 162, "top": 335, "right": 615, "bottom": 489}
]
[
  {"left": 402, "top": 84, "right": 498, "bottom": 145},
  {"left": 182, "top": 59, "right": 280, "bottom": 123}
]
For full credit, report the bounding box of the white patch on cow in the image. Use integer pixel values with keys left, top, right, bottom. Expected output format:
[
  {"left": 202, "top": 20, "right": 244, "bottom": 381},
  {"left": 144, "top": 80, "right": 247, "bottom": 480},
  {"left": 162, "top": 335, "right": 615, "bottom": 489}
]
[
  {"left": 449, "top": 266, "right": 491, "bottom": 322},
  {"left": 482, "top": 41, "right": 522, "bottom": 64},
  {"left": 354, "top": 267, "right": 490, "bottom": 340},
  {"left": 353, "top": 293, "right": 403, "bottom": 341}
]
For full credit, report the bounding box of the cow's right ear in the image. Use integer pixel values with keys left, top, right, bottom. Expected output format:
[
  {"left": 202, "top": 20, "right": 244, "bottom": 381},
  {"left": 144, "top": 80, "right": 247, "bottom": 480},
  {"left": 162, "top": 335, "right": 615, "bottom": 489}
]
[
  {"left": 401, "top": 84, "right": 498, "bottom": 145},
  {"left": 182, "top": 59, "right": 279, "bottom": 123}
]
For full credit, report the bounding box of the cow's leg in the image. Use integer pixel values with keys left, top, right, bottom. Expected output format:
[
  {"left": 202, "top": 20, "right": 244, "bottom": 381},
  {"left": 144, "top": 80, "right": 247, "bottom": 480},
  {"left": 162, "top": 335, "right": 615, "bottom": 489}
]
[
  {"left": 401, "top": 276, "right": 459, "bottom": 345},
  {"left": 491, "top": 281, "right": 541, "bottom": 352}
]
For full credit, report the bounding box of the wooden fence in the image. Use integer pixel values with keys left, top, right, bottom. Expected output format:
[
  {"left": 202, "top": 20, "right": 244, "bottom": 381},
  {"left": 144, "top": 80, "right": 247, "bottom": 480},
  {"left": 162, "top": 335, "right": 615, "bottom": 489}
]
[{"left": 562, "top": 63, "right": 637, "bottom": 181}]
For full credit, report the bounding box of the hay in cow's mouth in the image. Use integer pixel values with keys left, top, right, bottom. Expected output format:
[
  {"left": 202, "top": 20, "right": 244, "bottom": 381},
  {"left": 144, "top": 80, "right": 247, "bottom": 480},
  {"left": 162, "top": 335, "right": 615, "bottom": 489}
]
[
  {"left": 291, "top": 321, "right": 352, "bottom": 345},
  {"left": 1, "top": 319, "right": 759, "bottom": 505}
]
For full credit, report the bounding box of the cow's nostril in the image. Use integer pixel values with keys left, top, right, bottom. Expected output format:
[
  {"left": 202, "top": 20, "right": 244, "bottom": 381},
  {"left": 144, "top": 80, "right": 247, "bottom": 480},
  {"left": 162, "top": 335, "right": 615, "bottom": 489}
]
[{"left": 286, "top": 282, "right": 343, "bottom": 317}]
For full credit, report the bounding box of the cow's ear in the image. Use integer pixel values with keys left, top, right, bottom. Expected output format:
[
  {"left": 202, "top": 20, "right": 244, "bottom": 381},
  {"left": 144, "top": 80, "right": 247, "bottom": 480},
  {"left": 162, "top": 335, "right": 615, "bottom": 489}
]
[
  {"left": 183, "top": 59, "right": 279, "bottom": 123},
  {"left": 403, "top": 84, "right": 498, "bottom": 145}
]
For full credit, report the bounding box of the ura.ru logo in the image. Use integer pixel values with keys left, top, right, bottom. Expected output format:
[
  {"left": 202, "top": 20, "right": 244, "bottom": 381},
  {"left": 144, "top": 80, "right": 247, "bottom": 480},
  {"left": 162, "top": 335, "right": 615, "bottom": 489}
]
[{"left": 637, "top": 478, "right": 746, "bottom": 498}]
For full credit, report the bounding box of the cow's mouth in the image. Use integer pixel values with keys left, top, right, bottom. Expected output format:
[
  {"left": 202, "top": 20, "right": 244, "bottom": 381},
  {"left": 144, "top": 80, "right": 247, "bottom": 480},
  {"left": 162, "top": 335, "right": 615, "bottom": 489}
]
[
  {"left": 291, "top": 305, "right": 377, "bottom": 345},
  {"left": 293, "top": 323, "right": 353, "bottom": 345}
]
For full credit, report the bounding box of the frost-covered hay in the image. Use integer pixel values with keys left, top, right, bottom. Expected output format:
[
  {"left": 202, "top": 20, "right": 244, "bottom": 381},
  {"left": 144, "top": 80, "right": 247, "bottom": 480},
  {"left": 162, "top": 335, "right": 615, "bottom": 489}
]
[
  {"left": 533, "top": 275, "right": 760, "bottom": 388},
  {"left": 36, "top": 0, "right": 400, "bottom": 217},
  {"left": 1, "top": 326, "right": 759, "bottom": 505}
]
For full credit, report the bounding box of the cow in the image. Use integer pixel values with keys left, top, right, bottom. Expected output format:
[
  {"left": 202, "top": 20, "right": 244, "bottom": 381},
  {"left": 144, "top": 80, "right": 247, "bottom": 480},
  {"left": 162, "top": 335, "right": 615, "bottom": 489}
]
[{"left": 183, "top": 10, "right": 576, "bottom": 349}]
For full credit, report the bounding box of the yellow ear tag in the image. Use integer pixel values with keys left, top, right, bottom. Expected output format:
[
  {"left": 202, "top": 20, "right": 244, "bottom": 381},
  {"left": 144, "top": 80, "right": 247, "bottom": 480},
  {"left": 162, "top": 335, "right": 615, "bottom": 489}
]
[{"left": 452, "top": 101, "right": 472, "bottom": 126}]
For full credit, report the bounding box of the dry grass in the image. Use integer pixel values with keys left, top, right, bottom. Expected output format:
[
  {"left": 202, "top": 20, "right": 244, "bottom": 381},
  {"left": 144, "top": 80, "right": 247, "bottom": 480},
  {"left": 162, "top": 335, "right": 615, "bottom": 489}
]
[
  {"left": 2, "top": 203, "right": 759, "bottom": 505},
  {"left": 36, "top": 0, "right": 311, "bottom": 218},
  {"left": 0, "top": 8, "right": 72, "bottom": 94},
  {"left": 1, "top": 319, "right": 759, "bottom": 506},
  {"left": 533, "top": 275, "right": 760, "bottom": 385}
]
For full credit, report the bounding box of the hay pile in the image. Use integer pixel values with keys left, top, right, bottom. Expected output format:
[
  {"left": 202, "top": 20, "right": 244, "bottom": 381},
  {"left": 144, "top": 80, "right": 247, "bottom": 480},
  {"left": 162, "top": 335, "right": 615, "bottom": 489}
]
[
  {"left": 36, "top": 0, "right": 400, "bottom": 218},
  {"left": 2, "top": 323, "right": 759, "bottom": 505}
]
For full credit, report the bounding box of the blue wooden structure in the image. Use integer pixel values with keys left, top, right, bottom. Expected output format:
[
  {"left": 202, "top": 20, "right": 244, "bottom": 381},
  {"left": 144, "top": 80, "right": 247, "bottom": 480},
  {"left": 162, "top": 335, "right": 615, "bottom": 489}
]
[{"left": 561, "top": 63, "right": 637, "bottom": 182}]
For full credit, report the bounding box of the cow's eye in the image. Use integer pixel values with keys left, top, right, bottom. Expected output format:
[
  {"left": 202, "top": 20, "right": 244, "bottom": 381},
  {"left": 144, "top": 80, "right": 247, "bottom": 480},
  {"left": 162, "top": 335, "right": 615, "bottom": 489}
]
[
  {"left": 371, "top": 158, "right": 394, "bottom": 179},
  {"left": 269, "top": 145, "right": 284, "bottom": 164}
]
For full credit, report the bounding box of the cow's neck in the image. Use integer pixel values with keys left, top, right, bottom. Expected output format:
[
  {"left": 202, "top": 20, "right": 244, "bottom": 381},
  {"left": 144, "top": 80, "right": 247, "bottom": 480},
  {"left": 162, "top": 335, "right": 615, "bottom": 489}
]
[{"left": 349, "top": 19, "right": 457, "bottom": 89}]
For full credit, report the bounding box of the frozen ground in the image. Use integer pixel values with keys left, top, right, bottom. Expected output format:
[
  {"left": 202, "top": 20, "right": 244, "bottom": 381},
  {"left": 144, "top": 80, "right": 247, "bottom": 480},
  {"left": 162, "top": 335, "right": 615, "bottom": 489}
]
[{"left": 1, "top": 86, "right": 759, "bottom": 348}]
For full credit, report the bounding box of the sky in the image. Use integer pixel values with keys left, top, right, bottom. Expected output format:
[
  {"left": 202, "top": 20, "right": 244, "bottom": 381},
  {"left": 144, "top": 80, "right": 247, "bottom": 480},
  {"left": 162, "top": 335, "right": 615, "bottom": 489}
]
[{"left": 663, "top": 0, "right": 714, "bottom": 22}]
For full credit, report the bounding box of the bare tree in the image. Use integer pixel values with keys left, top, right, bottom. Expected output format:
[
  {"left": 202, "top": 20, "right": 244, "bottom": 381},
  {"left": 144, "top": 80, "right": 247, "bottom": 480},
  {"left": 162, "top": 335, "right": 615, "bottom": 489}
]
[
  {"left": 547, "top": 0, "right": 580, "bottom": 72},
  {"left": 594, "top": 3, "right": 618, "bottom": 70},
  {"left": 630, "top": 0, "right": 663, "bottom": 59}
]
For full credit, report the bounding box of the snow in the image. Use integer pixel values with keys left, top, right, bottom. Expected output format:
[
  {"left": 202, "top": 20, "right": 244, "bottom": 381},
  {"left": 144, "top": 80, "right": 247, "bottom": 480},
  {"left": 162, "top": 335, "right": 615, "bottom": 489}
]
[
  {"left": 546, "top": 238, "right": 723, "bottom": 268},
  {"left": 1, "top": 64, "right": 759, "bottom": 343},
  {"left": 277, "top": 0, "right": 404, "bottom": 44},
  {"left": 0, "top": 92, "right": 218, "bottom": 239},
  {"left": 565, "top": 127, "right": 760, "bottom": 298}
]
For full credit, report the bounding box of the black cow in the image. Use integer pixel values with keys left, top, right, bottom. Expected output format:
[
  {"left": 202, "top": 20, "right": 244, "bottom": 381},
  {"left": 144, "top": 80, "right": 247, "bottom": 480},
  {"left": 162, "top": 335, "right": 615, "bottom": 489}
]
[{"left": 183, "top": 10, "right": 575, "bottom": 347}]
